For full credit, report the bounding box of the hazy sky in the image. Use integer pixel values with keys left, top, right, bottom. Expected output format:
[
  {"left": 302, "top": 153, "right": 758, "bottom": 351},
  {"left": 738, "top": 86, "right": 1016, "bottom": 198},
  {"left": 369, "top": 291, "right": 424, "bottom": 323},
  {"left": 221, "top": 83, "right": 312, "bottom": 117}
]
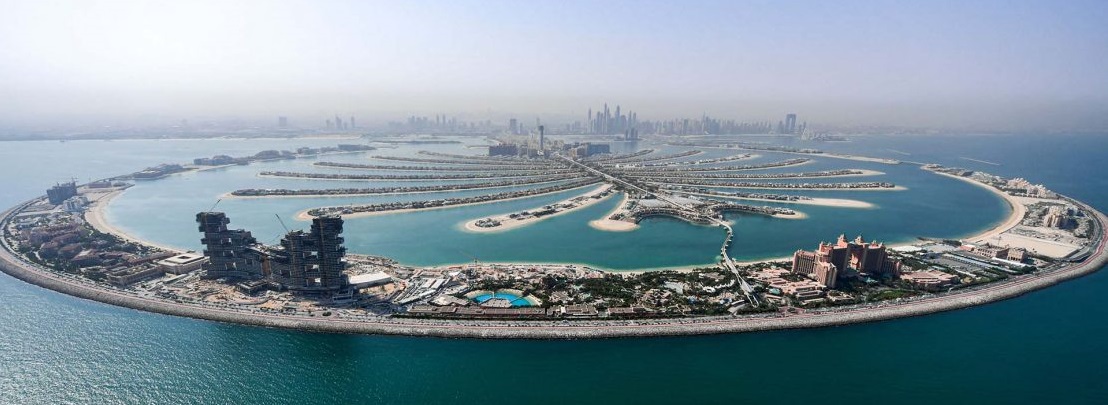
[{"left": 2, "top": 0, "right": 1107, "bottom": 131}]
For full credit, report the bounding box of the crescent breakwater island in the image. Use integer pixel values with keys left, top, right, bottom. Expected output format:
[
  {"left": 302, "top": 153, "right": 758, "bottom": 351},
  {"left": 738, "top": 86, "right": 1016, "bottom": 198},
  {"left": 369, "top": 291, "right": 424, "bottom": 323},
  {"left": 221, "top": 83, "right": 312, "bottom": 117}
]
[
  {"left": 653, "top": 186, "right": 875, "bottom": 209},
  {"left": 646, "top": 180, "right": 905, "bottom": 191},
  {"left": 667, "top": 140, "right": 904, "bottom": 165},
  {"left": 615, "top": 157, "right": 812, "bottom": 172},
  {"left": 1, "top": 138, "right": 1106, "bottom": 339}
]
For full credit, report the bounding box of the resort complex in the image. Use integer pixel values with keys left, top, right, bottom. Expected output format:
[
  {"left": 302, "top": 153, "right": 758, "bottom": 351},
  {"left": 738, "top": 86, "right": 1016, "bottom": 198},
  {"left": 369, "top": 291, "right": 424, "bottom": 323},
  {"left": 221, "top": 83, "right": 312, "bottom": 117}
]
[{"left": 1, "top": 137, "right": 1105, "bottom": 338}]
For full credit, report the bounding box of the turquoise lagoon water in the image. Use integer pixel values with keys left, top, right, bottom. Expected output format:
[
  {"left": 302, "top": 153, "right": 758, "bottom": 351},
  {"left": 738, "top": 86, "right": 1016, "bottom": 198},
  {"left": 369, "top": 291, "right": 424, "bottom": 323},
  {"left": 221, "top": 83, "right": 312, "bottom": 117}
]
[
  {"left": 472, "top": 292, "right": 532, "bottom": 307},
  {"left": 103, "top": 138, "right": 1007, "bottom": 269},
  {"left": 1, "top": 134, "right": 1107, "bottom": 404}
]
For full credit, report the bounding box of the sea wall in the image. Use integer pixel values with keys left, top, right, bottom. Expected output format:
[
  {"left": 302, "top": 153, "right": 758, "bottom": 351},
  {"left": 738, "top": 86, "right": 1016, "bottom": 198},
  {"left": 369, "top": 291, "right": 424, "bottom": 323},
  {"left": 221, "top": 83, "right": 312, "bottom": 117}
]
[
  {"left": 3, "top": 237, "right": 1104, "bottom": 339},
  {"left": 1, "top": 202, "right": 1105, "bottom": 339}
]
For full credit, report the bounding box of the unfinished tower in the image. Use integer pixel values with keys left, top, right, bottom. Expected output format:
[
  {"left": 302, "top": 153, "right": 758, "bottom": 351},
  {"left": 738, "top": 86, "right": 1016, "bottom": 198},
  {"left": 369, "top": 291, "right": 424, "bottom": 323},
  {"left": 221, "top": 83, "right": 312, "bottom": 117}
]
[
  {"left": 196, "top": 212, "right": 262, "bottom": 279},
  {"left": 273, "top": 215, "right": 348, "bottom": 292}
]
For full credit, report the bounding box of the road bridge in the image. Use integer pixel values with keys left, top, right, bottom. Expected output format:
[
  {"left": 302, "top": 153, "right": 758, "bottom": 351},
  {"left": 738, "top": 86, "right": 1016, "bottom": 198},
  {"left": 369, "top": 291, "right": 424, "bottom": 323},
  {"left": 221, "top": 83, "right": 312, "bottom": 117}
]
[{"left": 556, "top": 153, "right": 760, "bottom": 306}]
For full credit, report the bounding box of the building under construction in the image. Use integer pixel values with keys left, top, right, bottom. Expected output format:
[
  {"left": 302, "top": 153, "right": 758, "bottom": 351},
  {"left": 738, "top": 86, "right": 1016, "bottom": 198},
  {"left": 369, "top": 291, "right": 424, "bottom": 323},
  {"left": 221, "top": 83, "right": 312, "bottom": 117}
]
[
  {"left": 196, "top": 212, "right": 263, "bottom": 279},
  {"left": 196, "top": 212, "right": 349, "bottom": 294},
  {"left": 269, "top": 215, "right": 348, "bottom": 293}
]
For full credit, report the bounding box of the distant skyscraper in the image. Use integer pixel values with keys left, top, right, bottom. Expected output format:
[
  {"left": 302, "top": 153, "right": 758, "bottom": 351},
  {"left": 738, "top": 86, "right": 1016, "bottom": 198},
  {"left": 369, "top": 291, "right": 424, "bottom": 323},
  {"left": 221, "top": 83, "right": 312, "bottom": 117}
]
[
  {"left": 785, "top": 113, "right": 797, "bottom": 134},
  {"left": 509, "top": 118, "right": 519, "bottom": 135},
  {"left": 615, "top": 105, "right": 621, "bottom": 133},
  {"left": 603, "top": 103, "right": 610, "bottom": 134},
  {"left": 538, "top": 125, "right": 545, "bottom": 151},
  {"left": 587, "top": 108, "right": 593, "bottom": 134},
  {"left": 278, "top": 116, "right": 288, "bottom": 128},
  {"left": 350, "top": 116, "right": 355, "bottom": 129}
]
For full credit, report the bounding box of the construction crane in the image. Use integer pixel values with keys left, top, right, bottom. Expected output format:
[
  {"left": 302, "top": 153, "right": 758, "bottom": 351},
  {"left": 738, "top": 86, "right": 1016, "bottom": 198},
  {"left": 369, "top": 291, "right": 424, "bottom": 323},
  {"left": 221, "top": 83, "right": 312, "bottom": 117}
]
[
  {"left": 262, "top": 214, "right": 294, "bottom": 246},
  {"left": 458, "top": 250, "right": 480, "bottom": 265},
  {"left": 274, "top": 214, "right": 291, "bottom": 233},
  {"left": 207, "top": 198, "right": 222, "bottom": 213}
]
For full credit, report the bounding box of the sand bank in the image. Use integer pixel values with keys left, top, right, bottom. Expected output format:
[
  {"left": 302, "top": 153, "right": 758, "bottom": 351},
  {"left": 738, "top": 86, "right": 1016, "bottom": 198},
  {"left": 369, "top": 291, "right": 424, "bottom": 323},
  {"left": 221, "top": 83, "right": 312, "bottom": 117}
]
[{"left": 588, "top": 194, "right": 640, "bottom": 232}]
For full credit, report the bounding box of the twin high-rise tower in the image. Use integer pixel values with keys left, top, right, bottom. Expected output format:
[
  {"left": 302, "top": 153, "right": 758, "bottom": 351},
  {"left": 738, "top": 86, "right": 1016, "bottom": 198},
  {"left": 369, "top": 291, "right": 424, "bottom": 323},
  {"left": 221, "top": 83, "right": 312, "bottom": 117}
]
[
  {"left": 777, "top": 113, "right": 805, "bottom": 135},
  {"left": 196, "top": 212, "right": 349, "bottom": 293}
]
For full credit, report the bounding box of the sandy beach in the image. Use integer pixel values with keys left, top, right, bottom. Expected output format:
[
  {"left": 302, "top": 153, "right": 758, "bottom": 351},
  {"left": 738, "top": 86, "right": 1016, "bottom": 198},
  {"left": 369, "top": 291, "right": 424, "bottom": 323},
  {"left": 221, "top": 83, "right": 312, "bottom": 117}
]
[
  {"left": 760, "top": 211, "right": 807, "bottom": 220},
  {"left": 588, "top": 194, "right": 640, "bottom": 232},
  {"left": 588, "top": 219, "right": 641, "bottom": 232},
  {"left": 83, "top": 188, "right": 183, "bottom": 252},
  {"left": 925, "top": 168, "right": 1026, "bottom": 243},
  {"left": 461, "top": 185, "right": 614, "bottom": 233},
  {"left": 3, "top": 180, "right": 1105, "bottom": 339}
]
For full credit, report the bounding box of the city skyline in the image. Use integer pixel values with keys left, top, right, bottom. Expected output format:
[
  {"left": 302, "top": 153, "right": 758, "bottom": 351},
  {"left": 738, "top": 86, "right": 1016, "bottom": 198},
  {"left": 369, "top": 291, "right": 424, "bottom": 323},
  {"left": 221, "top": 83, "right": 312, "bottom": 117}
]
[{"left": 2, "top": 0, "right": 1107, "bottom": 134}]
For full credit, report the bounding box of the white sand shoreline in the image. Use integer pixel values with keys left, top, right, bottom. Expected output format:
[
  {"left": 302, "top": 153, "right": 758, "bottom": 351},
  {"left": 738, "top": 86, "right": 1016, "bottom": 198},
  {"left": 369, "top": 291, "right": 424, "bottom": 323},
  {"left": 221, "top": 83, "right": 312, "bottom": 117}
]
[
  {"left": 83, "top": 188, "right": 183, "bottom": 252},
  {"left": 461, "top": 185, "right": 614, "bottom": 233},
  {"left": 588, "top": 194, "right": 640, "bottom": 232},
  {"left": 925, "top": 168, "right": 1025, "bottom": 243},
  {"left": 79, "top": 163, "right": 1027, "bottom": 279}
]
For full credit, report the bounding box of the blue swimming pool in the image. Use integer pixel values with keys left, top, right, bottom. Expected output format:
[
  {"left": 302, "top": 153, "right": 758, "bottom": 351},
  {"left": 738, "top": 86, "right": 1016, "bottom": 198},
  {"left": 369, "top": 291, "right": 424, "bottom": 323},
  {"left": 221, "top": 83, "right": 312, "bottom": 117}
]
[{"left": 472, "top": 292, "right": 532, "bottom": 307}]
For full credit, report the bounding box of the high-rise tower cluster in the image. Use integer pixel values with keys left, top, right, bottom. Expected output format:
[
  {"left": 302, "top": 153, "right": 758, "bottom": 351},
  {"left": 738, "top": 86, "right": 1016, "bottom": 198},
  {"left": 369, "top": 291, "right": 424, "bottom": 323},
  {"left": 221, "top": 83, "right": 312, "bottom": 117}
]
[
  {"left": 195, "top": 212, "right": 349, "bottom": 294},
  {"left": 586, "top": 103, "right": 638, "bottom": 135}
]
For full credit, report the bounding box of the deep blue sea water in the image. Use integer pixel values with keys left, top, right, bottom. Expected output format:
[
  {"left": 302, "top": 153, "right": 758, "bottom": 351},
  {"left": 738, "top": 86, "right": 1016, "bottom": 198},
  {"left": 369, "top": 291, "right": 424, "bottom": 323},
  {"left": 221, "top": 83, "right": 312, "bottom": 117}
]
[{"left": 1, "top": 134, "right": 1106, "bottom": 404}]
